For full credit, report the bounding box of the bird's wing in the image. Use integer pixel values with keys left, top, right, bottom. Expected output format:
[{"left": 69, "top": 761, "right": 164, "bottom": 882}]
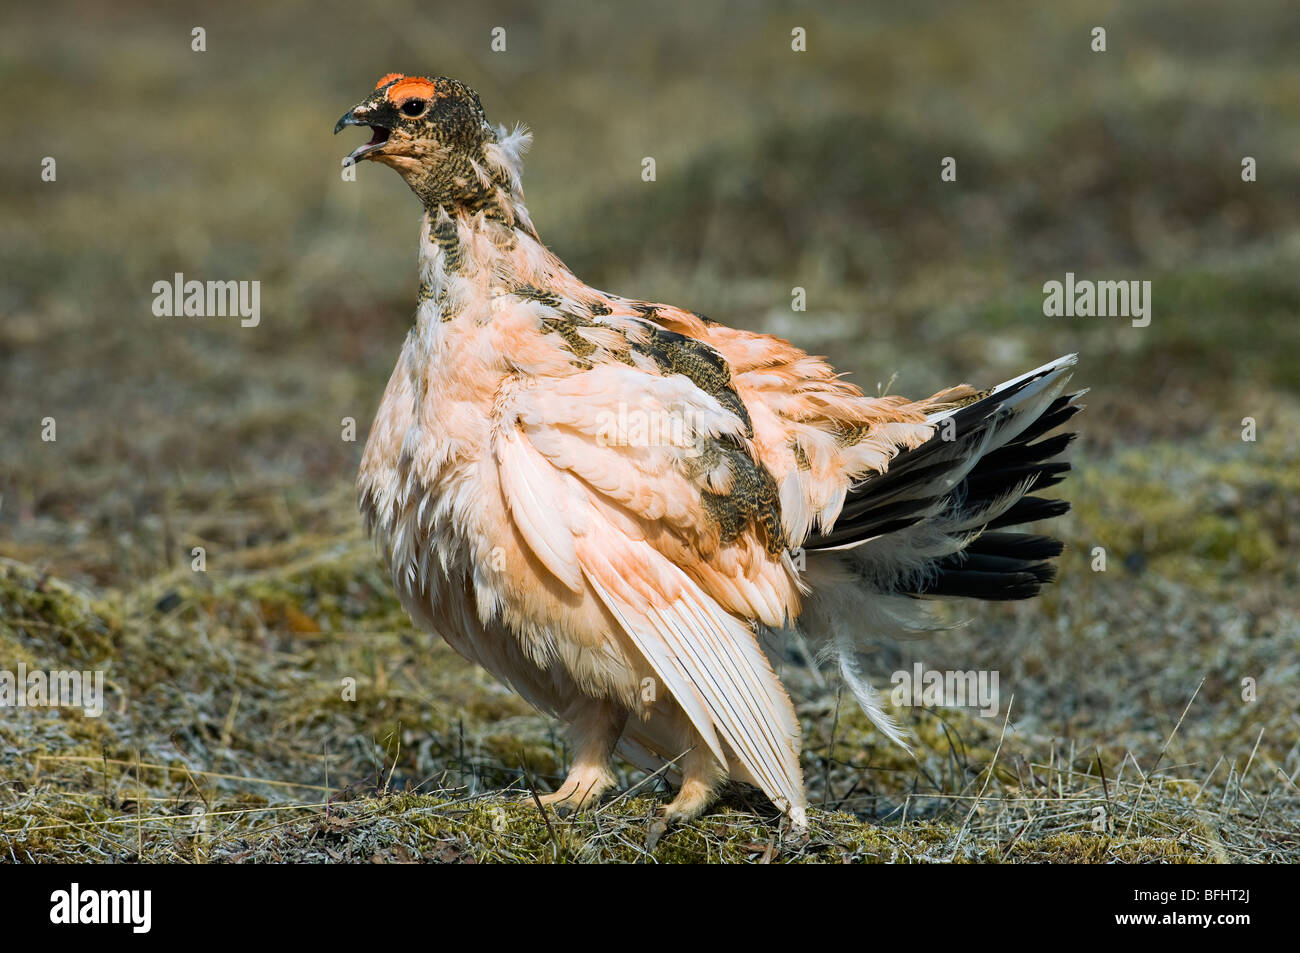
[
  {"left": 616, "top": 303, "right": 980, "bottom": 543},
  {"left": 492, "top": 362, "right": 806, "bottom": 816},
  {"left": 579, "top": 523, "right": 805, "bottom": 816}
]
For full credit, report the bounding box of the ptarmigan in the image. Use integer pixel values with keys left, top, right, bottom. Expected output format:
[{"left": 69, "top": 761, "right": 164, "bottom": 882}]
[{"left": 336, "top": 73, "right": 1082, "bottom": 828}]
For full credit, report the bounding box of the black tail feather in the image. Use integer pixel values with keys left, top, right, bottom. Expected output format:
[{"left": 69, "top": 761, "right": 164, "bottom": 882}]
[
  {"left": 901, "top": 389, "right": 1083, "bottom": 601},
  {"left": 985, "top": 495, "right": 1071, "bottom": 530},
  {"left": 808, "top": 365, "right": 1080, "bottom": 553},
  {"left": 911, "top": 528, "right": 1066, "bottom": 600}
]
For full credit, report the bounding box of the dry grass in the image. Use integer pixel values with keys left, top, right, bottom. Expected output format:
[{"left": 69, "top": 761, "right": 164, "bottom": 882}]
[{"left": 4, "top": 427, "right": 1299, "bottom": 862}]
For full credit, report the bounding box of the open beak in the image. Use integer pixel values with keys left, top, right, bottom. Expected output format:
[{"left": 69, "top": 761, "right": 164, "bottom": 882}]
[{"left": 334, "top": 109, "right": 391, "bottom": 165}]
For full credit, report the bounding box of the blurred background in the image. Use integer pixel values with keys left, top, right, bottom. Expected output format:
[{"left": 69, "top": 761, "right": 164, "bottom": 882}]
[{"left": 1, "top": 1, "right": 1298, "bottom": 861}]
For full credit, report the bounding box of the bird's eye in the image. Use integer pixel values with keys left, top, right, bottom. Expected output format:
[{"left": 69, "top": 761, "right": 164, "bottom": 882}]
[{"left": 400, "top": 98, "right": 428, "bottom": 118}]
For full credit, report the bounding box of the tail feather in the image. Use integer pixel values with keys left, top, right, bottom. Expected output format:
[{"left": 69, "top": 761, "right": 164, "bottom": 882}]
[
  {"left": 986, "top": 495, "right": 1071, "bottom": 530},
  {"left": 796, "top": 355, "right": 1083, "bottom": 746},
  {"left": 808, "top": 355, "right": 1078, "bottom": 553}
]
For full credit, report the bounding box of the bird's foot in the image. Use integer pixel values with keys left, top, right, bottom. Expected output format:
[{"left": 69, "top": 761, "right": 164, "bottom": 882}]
[
  {"left": 534, "top": 766, "right": 615, "bottom": 817},
  {"left": 644, "top": 778, "right": 716, "bottom": 849},
  {"left": 658, "top": 778, "right": 715, "bottom": 827}
]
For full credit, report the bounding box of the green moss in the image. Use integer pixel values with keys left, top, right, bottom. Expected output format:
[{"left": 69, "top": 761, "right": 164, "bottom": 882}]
[
  {"left": 0, "top": 558, "right": 123, "bottom": 665},
  {"left": 1067, "top": 438, "right": 1300, "bottom": 585},
  {"left": 1005, "top": 833, "right": 1203, "bottom": 864}
]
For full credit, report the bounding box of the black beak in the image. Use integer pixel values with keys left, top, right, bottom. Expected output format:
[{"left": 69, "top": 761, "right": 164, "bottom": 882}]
[
  {"left": 335, "top": 108, "right": 392, "bottom": 165},
  {"left": 333, "top": 110, "right": 363, "bottom": 135}
]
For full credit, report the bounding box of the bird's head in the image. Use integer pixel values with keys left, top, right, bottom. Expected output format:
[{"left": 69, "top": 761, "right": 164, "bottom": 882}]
[{"left": 335, "top": 73, "right": 500, "bottom": 212}]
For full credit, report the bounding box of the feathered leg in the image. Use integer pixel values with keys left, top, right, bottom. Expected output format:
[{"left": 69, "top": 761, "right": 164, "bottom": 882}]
[
  {"left": 659, "top": 727, "right": 729, "bottom": 825},
  {"left": 538, "top": 697, "right": 627, "bottom": 815}
]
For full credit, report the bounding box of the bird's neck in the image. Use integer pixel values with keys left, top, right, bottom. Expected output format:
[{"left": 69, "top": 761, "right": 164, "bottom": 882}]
[{"left": 412, "top": 203, "right": 573, "bottom": 334}]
